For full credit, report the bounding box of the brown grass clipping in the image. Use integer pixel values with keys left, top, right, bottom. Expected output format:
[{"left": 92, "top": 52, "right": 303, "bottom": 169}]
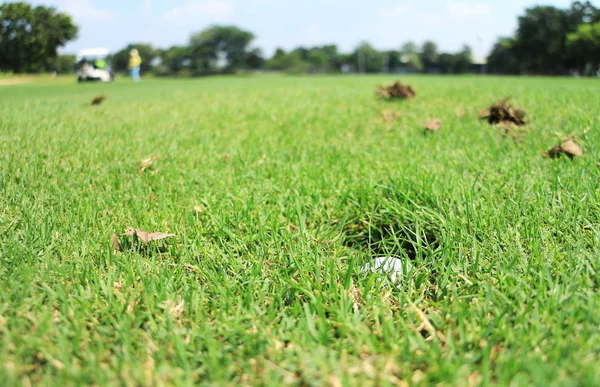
[
  {"left": 376, "top": 81, "right": 416, "bottom": 100},
  {"left": 424, "top": 118, "right": 442, "bottom": 132},
  {"left": 91, "top": 95, "right": 106, "bottom": 105},
  {"left": 479, "top": 98, "right": 525, "bottom": 126},
  {"left": 542, "top": 140, "right": 583, "bottom": 159}
]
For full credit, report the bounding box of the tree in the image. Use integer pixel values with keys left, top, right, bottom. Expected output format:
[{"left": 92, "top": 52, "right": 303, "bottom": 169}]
[
  {"left": 350, "top": 42, "right": 383, "bottom": 73},
  {"left": 245, "top": 48, "right": 264, "bottom": 69},
  {"left": 486, "top": 38, "right": 520, "bottom": 74},
  {"left": 567, "top": 22, "right": 600, "bottom": 74},
  {"left": 319, "top": 44, "right": 339, "bottom": 65},
  {"left": 400, "top": 41, "right": 423, "bottom": 72},
  {"left": 511, "top": 2, "right": 600, "bottom": 74},
  {"left": 420, "top": 41, "right": 439, "bottom": 72},
  {"left": 189, "top": 25, "right": 255, "bottom": 74},
  {"left": 453, "top": 45, "right": 473, "bottom": 73},
  {"left": 111, "top": 44, "right": 158, "bottom": 73},
  {"left": 265, "top": 51, "right": 309, "bottom": 73},
  {"left": 437, "top": 53, "right": 456, "bottom": 74},
  {"left": 568, "top": 1, "right": 600, "bottom": 24},
  {"left": 306, "top": 50, "right": 328, "bottom": 73},
  {"left": 512, "top": 6, "right": 569, "bottom": 74},
  {"left": 51, "top": 54, "right": 75, "bottom": 74},
  {"left": 0, "top": 2, "right": 78, "bottom": 73},
  {"left": 435, "top": 46, "right": 472, "bottom": 74},
  {"left": 162, "top": 45, "right": 191, "bottom": 73},
  {"left": 384, "top": 50, "right": 402, "bottom": 72}
]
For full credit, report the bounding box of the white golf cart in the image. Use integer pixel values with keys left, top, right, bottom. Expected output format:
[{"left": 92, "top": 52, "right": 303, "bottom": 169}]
[{"left": 75, "top": 48, "right": 114, "bottom": 83}]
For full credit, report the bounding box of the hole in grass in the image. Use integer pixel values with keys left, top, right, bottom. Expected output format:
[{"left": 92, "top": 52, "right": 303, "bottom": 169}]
[
  {"left": 336, "top": 182, "right": 443, "bottom": 262},
  {"left": 342, "top": 216, "right": 439, "bottom": 261}
]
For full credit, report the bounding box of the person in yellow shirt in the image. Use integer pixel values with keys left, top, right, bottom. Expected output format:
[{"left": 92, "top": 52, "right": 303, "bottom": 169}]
[{"left": 129, "top": 49, "right": 142, "bottom": 83}]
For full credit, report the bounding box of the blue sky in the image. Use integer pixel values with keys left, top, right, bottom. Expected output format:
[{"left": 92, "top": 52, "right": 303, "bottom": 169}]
[{"left": 10, "top": 0, "right": 574, "bottom": 57}]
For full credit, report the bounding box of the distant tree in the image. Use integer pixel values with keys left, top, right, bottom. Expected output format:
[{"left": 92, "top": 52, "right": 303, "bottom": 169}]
[
  {"left": 265, "top": 51, "right": 309, "bottom": 73},
  {"left": 319, "top": 44, "right": 339, "bottom": 64},
  {"left": 282, "top": 45, "right": 341, "bottom": 73},
  {"left": 401, "top": 41, "right": 419, "bottom": 56},
  {"left": 512, "top": 6, "right": 570, "bottom": 74},
  {"left": 420, "top": 41, "right": 439, "bottom": 72},
  {"left": 292, "top": 47, "right": 309, "bottom": 61},
  {"left": 435, "top": 46, "right": 472, "bottom": 74},
  {"left": 568, "top": 1, "right": 600, "bottom": 24},
  {"left": 0, "top": 2, "right": 78, "bottom": 73},
  {"left": 51, "top": 54, "right": 75, "bottom": 74},
  {"left": 266, "top": 50, "right": 310, "bottom": 74},
  {"left": 511, "top": 2, "right": 600, "bottom": 74},
  {"left": 384, "top": 50, "right": 402, "bottom": 72},
  {"left": 272, "top": 48, "right": 286, "bottom": 59},
  {"left": 245, "top": 48, "right": 265, "bottom": 69},
  {"left": 162, "top": 45, "right": 191, "bottom": 73},
  {"left": 486, "top": 38, "right": 520, "bottom": 74},
  {"left": 437, "top": 53, "right": 456, "bottom": 74},
  {"left": 306, "top": 50, "right": 328, "bottom": 73},
  {"left": 111, "top": 43, "right": 158, "bottom": 73},
  {"left": 567, "top": 22, "right": 600, "bottom": 74},
  {"left": 189, "top": 25, "right": 255, "bottom": 74},
  {"left": 350, "top": 41, "right": 383, "bottom": 73},
  {"left": 453, "top": 45, "right": 473, "bottom": 73},
  {"left": 400, "top": 41, "right": 423, "bottom": 72}
]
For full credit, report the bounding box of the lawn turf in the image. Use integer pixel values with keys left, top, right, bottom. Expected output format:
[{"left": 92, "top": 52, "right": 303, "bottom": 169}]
[{"left": 1, "top": 75, "right": 600, "bottom": 385}]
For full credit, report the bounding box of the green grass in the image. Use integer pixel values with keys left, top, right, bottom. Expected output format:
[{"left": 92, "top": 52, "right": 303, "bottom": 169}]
[{"left": 1, "top": 75, "right": 600, "bottom": 386}]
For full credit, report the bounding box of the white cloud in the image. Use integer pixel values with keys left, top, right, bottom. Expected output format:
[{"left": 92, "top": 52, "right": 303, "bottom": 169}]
[
  {"left": 378, "top": 1, "right": 490, "bottom": 22},
  {"left": 304, "top": 25, "right": 321, "bottom": 41},
  {"left": 377, "top": 3, "right": 412, "bottom": 18},
  {"left": 377, "top": 2, "right": 442, "bottom": 24},
  {"left": 64, "top": 0, "right": 118, "bottom": 22},
  {"left": 446, "top": 2, "right": 491, "bottom": 17},
  {"left": 163, "top": 1, "right": 234, "bottom": 25},
  {"left": 143, "top": 0, "right": 152, "bottom": 12}
]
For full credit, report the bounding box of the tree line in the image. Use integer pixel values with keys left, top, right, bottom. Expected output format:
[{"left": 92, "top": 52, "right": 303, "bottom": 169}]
[
  {"left": 487, "top": 1, "right": 600, "bottom": 75},
  {"left": 1, "top": 1, "right": 600, "bottom": 76}
]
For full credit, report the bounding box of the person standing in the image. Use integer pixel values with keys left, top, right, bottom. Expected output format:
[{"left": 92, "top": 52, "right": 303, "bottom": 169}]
[{"left": 129, "top": 49, "right": 142, "bottom": 83}]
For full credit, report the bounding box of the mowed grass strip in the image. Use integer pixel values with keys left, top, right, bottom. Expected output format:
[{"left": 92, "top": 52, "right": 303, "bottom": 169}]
[{"left": 1, "top": 75, "right": 599, "bottom": 385}]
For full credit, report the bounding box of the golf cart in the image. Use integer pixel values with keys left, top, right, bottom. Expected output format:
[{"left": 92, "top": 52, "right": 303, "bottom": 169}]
[{"left": 75, "top": 48, "right": 115, "bottom": 83}]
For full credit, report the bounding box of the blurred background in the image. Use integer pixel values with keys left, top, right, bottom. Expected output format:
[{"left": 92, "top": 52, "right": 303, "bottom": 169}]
[{"left": 1, "top": 0, "right": 599, "bottom": 78}]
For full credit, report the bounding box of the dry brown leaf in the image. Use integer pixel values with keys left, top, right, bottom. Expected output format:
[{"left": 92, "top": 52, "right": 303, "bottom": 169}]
[
  {"left": 381, "top": 109, "right": 400, "bottom": 123},
  {"left": 121, "top": 228, "right": 175, "bottom": 243},
  {"left": 424, "top": 118, "right": 442, "bottom": 132},
  {"left": 140, "top": 155, "right": 159, "bottom": 172},
  {"left": 376, "top": 81, "right": 416, "bottom": 100},
  {"left": 91, "top": 95, "right": 106, "bottom": 105},
  {"left": 112, "top": 228, "right": 175, "bottom": 252},
  {"left": 479, "top": 98, "right": 526, "bottom": 126},
  {"left": 111, "top": 233, "right": 122, "bottom": 251},
  {"left": 542, "top": 140, "right": 583, "bottom": 159}
]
